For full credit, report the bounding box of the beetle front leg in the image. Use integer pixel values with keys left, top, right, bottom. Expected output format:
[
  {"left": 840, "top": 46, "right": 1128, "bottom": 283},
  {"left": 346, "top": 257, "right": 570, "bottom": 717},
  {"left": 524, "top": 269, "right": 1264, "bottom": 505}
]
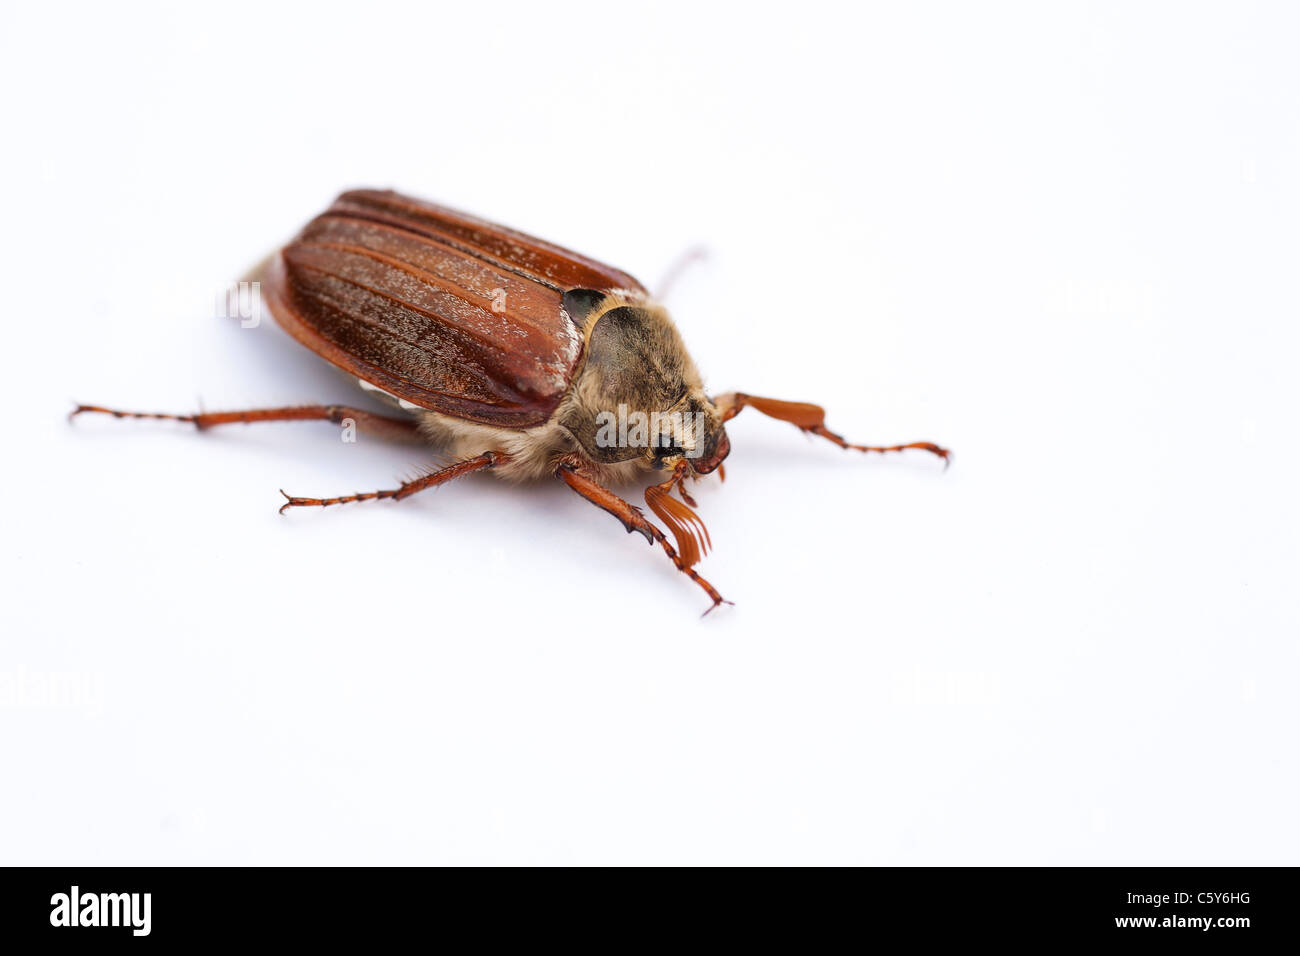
[
  {"left": 712, "top": 392, "right": 950, "bottom": 467},
  {"left": 280, "top": 451, "right": 504, "bottom": 513},
  {"left": 69, "top": 403, "right": 424, "bottom": 442},
  {"left": 555, "top": 459, "right": 731, "bottom": 615}
]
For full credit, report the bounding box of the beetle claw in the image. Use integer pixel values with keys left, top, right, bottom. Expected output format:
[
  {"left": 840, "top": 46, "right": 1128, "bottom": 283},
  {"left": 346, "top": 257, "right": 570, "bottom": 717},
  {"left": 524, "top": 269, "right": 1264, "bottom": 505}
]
[{"left": 701, "top": 598, "right": 734, "bottom": 618}]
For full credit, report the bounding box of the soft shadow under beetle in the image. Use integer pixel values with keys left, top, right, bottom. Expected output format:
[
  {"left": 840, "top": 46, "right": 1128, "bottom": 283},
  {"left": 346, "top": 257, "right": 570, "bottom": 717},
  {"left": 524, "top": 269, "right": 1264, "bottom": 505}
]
[{"left": 73, "top": 189, "right": 949, "bottom": 612}]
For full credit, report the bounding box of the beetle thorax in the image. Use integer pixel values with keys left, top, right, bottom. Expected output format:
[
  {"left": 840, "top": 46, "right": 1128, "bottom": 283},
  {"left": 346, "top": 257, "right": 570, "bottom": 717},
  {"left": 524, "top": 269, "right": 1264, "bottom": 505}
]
[{"left": 414, "top": 299, "right": 729, "bottom": 484}]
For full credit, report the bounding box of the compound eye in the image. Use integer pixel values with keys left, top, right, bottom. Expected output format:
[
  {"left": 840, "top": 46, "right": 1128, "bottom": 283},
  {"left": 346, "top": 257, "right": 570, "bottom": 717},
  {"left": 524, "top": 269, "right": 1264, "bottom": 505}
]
[{"left": 653, "top": 436, "right": 683, "bottom": 459}]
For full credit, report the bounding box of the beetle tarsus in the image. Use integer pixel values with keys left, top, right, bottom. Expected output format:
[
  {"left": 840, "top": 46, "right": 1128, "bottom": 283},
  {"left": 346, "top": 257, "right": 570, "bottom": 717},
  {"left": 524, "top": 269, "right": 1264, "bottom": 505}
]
[
  {"left": 809, "top": 426, "right": 952, "bottom": 469},
  {"left": 69, "top": 403, "right": 196, "bottom": 426},
  {"left": 278, "top": 452, "right": 502, "bottom": 516}
]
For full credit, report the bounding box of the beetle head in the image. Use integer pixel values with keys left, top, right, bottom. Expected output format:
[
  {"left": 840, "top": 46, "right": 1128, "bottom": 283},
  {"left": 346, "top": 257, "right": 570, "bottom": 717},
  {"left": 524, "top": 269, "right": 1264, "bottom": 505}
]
[
  {"left": 560, "top": 299, "right": 732, "bottom": 475},
  {"left": 641, "top": 387, "right": 730, "bottom": 475}
]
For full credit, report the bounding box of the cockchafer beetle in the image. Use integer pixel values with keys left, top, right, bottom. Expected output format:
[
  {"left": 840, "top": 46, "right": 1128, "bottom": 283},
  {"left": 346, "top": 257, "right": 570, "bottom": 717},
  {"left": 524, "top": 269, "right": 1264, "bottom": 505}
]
[{"left": 73, "top": 189, "right": 949, "bottom": 613}]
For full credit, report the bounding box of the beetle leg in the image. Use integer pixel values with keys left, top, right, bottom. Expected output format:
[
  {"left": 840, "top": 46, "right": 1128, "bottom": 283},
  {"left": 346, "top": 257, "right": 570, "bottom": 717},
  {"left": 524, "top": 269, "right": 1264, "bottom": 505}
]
[
  {"left": 279, "top": 451, "right": 503, "bottom": 514},
  {"left": 711, "top": 392, "right": 951, "bottom": 468},
  {"left": 654, "top": 244, "right": 710, "bottom": 301},
  {"left": 555, "top": 459, "right": 731, "bottom": 616},
  {"left": 69, "top": 403, "right": 424, "bottom": 442}
]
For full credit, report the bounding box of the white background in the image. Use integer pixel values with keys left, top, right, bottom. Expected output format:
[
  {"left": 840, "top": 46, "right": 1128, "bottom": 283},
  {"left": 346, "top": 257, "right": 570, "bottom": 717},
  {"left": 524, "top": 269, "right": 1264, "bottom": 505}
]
[{"left": 2, "top": 1, "right": 1296, "bottom": 865}]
